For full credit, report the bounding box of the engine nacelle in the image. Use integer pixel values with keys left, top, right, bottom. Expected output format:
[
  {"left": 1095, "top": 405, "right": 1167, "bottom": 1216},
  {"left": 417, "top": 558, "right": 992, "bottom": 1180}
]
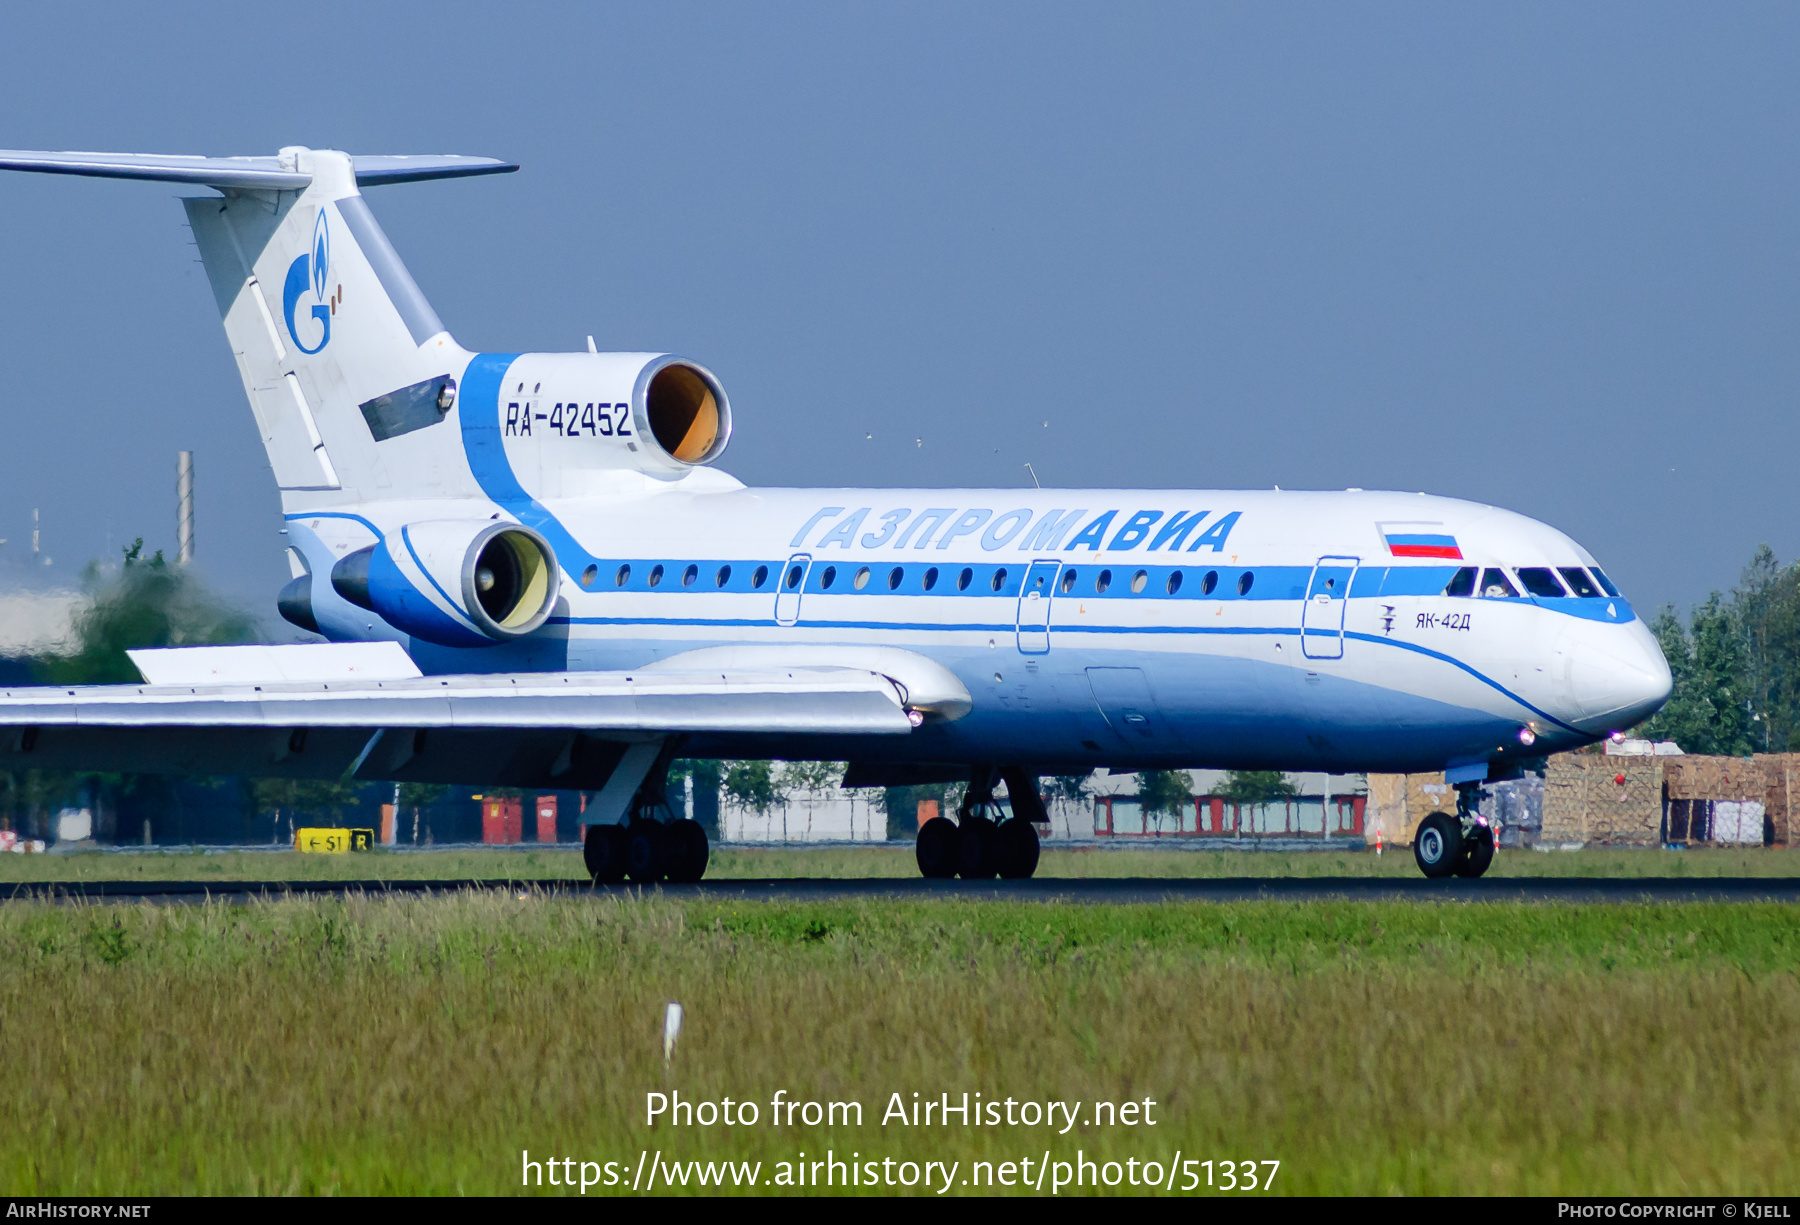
[
  {"left": 331, "top": 521, "right": 559, "bottom": 648},
  {"left": 484, "top": 352, "right": 731, "bottom": 486}
]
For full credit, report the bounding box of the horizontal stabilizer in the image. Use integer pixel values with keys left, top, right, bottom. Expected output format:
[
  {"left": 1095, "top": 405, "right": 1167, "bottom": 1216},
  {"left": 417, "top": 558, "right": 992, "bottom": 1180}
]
[
  {"left": 0, "top": 149, "right": 516, "bottom": 190},
  {"left": 343, "top": 155, "right": 520, "bottom": 186}
]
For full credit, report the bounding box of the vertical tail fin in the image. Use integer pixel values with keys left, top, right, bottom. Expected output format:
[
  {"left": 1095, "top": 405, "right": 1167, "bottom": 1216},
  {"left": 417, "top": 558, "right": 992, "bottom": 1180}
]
[
  {"left": 182, "top": 147, "right": 468, "bottom": 503},
  {"left": 0, "top": 146, "right": 515, "bottom": 507}
]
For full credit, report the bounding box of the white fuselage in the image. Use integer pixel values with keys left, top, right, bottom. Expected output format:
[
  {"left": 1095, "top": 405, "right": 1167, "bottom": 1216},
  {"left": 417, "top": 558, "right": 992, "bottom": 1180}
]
[{"left": 282, "top": 347, "right": 1671, "bottom": 777}]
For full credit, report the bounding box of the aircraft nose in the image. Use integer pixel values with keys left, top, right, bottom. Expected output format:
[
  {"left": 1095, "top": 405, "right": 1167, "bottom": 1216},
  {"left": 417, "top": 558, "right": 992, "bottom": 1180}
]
[{"left": 1561, "top": 618, "right": 1673, "bottom": 732}]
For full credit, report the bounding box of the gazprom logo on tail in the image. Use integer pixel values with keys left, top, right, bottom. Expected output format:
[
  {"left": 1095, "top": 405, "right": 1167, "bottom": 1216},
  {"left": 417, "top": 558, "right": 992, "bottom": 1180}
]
[{"left": 282, "top": 208, "right": 332, "bottom": 354}]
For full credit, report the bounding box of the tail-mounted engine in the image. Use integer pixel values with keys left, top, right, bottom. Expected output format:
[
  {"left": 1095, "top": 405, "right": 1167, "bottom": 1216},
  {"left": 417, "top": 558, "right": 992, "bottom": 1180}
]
[
  {"left": 484, "top": 351, "right": 731, "bottom": 484},
  {"left": 329, "top": 521, "right": 560, "bottom": 647}
]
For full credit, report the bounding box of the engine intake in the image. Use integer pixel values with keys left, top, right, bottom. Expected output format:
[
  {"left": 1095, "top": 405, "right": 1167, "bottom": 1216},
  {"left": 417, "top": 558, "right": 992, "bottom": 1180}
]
[
  {"left": 646, "top": 362, "right": 724, "bottom": 463},
  {"left": 332, "top": 521, "right": 559, "bottom": 647}
]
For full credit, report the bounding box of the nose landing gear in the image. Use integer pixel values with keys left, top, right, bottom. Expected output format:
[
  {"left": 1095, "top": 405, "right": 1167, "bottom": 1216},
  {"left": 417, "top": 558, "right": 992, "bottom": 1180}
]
[
  {"left": 914, "top": 766, "right": 1043, "bottom": 880},
  {"left": 1413, "top": 780, "right": 1495, "bottom": 879}
]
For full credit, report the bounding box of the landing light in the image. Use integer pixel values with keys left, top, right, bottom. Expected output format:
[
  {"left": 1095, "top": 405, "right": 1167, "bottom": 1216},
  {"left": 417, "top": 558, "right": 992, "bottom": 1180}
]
[
  {"left": 907, "top": 709, "right": 925, "bottom": 728},
  {"left": 1517, "top": 726, "right": 1536, "bottom": 747},
  {"left": 1609, "top": 730, "right": 1626, "bottom": 744}
]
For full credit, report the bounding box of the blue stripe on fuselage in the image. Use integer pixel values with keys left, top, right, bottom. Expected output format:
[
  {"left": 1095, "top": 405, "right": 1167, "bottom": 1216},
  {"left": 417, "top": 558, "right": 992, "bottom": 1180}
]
[{"left": 459, "top": 352, "right": 603, "bottom": 573}]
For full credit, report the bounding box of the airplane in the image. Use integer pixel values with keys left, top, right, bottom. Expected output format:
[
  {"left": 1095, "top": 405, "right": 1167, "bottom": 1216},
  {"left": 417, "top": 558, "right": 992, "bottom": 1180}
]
[{"left": 0, "top": 146, "right": 1671, "bottom": 881}]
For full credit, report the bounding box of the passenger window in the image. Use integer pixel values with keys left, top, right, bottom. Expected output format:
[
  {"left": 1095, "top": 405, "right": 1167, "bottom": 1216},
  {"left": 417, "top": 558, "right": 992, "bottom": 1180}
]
[
  {"left": 1060, "top": 568, "right": 1078, "bottom": 594},
  {"left": 581, "top": 565, "right": 597, "bottom": 589},
  {"left": 1444, "top": 567, "right": 1476, "bottom": 597},
  {"left": 991, "top": 567, "right": 1008, "bottom": 592},
  {"left": 888, "top": 566, "right": 904, "bottom": 590},
  {"left": 784, "top": 564, "right": 803, "bottom": 591},
  {"left": 752, "top": 565, "right": 768, "bottom": 589},
  {"left": 1237, "top": 571, "right": 1254, "bottom": 596},
  {"left": 1095, "top": 569, "right": 1112, "bottom": 594},
  {"left": 1167, "top": 570, "right": 1183, "bottom": 595},
  {"left": 648, "top": 564, "right": 664, "bottom": 588},
  {"left": 854, "top": 566, "right": 871, "bottom": 590},
  {"left": 1201, "top": 570, "right": 1218, "bottom": 596},
  {"left": 1516, "top": 567, "right": 1566, "bottom": 598},
  {"left": 682, "top": 564, "right": 698, "bottom": 587},
  {"left": 820, "top": 565, "right": 837, "bottom": 590},
  {"left": 616, "top": 564, "right": 631, "bottom": 587},
  {"left": 922, "top": 567, "right": 939, "bottom": 591},
  {"left": 957, "top": 567, "right": 973, "bottom": 591},
  {"left": 1130, "top": 570, "right": 1148, "bottom": 594},
  {"left": 1558, "top": 567, "right": 1599, "bottom": 598},
  {"left": 716, "top": 565, "right": 731, "bottom": 588},
  {"left": 1590, "top": 567, "right": 1621, "bottom": 598},
  {"left": 1479, "top": 568, "right": 1518, "bottom": 598}
]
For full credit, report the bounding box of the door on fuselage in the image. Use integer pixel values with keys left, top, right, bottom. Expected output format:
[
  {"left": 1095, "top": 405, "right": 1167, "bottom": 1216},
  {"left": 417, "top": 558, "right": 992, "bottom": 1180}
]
[
  {"left": 1301, "top": 555, "right": 1359, "bottom": 660},
  {"left": 1086, "top": 666, "right": 1174, "bottom": 746},
  {"left": 775, "top": 554, "right": 812, "bottom": 626},
  {"left": 1016, "top": 559, "right": 1061, "bottom": 654}
]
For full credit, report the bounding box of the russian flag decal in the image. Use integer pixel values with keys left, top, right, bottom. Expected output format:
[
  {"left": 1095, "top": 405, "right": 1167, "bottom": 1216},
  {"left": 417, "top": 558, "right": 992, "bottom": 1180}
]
[{"left": 1383, "top": 531, "right": 1462, "bottom": 559}]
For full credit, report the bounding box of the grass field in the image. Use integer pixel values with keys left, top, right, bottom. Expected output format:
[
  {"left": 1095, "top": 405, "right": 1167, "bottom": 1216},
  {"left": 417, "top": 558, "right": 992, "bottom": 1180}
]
[
  {"left": 3, "top": 890, "right": 1798, "bottom": 1195},
  {"left": 2, "top": 843, "right": 1797, "bottom": 883}
]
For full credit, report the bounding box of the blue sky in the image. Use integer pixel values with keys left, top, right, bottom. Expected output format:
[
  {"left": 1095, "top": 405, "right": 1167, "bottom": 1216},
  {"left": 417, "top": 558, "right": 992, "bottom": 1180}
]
[{"left": 0, "top": 2, "right": 1796, "bottom": 620}]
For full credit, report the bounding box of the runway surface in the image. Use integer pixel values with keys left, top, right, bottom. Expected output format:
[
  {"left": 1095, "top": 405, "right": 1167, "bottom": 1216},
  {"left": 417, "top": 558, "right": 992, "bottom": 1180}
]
[{"left": 7, "top": 876, "right": 1800, "bottom": 904}]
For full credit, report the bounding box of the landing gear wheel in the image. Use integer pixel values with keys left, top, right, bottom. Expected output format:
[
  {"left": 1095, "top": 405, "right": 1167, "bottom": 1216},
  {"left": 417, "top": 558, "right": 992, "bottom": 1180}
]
[
  {"left": 1454, "top": 823, "right": 1495, "bottom": 878},
  {"left": 583, "top": 822, "right": 628, "bottom": 883},
  {"left": 996, "top": 816, "right": 1040, "bottom": 879},
  {"left": 665, "top": 818, "right": 710, "bottom": 883},
  {"left": 1413, "top": 811, "right": 1462, "bottom": 879},
  {"left": 916, "top": 816, "right": 961, "bottom": 879},
  {"left": 956, "top": 814, "right": 1001, "bottom": 879},
  {"left": 625, "top": 819, "right": 667, "bottom": 883}
]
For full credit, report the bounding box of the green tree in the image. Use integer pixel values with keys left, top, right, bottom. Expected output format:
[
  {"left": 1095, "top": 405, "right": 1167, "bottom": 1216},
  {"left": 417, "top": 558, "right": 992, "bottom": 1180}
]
[
  {"left": 251, "top": 779, "right": 372, "bottom": 834},
  {"left": 0, "top": 768, "right": 69, "bottom": 840},
  {"left": 779, "top": 760, "right": 843, "bottom": 795},
  {"left": 398, "top": 782, "right": 449, "bottom": 809},
  {"left": 1728, "top": 546, "right": 1800, "bottom": 751},
  {"left": 394, "top": 782, "right": 448, "bottom": 845},
  {"left": 1136, "top": 769, "right": 1193, "bottom": 829},
  {"left": 4, "top": 538, "right": 255, "bottom": 842},
  {"left": 677, "top": 759, "right": 723, "bottom": 836},
  {"left": 1041, "top": 774, "right": 1092, "bottom": 803},
  {"left": 1639, "top": 596, "right": 1753, "bottom": 756},
  {"left": 36, "top": 539, "right": 255, "bottom": 685},
  {"left": 1220, "top": 770, "right": 1297, "bottom": 805},
  {"left": 877, "top": 783, "right": 949, "bottom": 840},
  {"left": 721, "top": 760, "right": 780, "bottom": 815}
]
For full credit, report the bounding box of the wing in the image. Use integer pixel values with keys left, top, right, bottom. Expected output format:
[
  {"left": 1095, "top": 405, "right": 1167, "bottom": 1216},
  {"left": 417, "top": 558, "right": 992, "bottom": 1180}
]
[{"left": 0, "top": 654, "right": 913, "bottom": 791}]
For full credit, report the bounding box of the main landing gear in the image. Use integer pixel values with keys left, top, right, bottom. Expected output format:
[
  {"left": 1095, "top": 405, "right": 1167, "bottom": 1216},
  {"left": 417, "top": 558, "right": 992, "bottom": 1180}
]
[
  {"left": 916, "top": 766, "right": 1043, "bottom": 880},
  {"left": 1413, "top": 780, "right": 1495, "bottom": 879},
  {"left": 584, "top": 745, "right": 710, "bottom": 885}
]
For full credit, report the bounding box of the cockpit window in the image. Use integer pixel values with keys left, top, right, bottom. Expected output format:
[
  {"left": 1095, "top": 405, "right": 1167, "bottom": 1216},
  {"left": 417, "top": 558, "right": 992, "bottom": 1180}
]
[
  {"left": 1558, "top": 567, "right": 1601, "bottom": 598},
  {"left": 1516, "top": 567, "right": 1567, "bottom": 598},
  {"left": 1480, "top": 568, "right": 1519, "bottom": 598},
  {"left": 1590, "top": 567, "right": 1621, "bottom": 598},
  {"left": 1444, "top": 567, "right": 1477, "bottom": 597}
]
